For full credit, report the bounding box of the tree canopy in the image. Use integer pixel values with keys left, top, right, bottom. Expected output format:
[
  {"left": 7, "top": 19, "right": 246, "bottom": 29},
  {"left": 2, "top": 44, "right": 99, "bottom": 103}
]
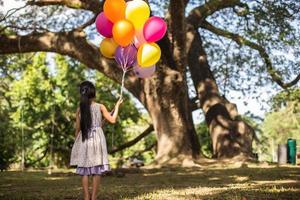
[{"left": 0, "top": 0, "right": 299, "bottom": 165}]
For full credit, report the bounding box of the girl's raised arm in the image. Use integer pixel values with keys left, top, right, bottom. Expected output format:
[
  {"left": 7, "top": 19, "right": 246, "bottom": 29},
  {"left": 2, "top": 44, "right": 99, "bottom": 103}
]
[{"left": 100, "top": 99, "right": 123, "bottom": 124}]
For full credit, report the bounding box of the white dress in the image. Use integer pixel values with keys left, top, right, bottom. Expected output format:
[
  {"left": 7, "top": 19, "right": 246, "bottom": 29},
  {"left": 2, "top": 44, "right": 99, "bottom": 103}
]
[{"left": 70, "top": 103, "right": 110, "bottom": 175}]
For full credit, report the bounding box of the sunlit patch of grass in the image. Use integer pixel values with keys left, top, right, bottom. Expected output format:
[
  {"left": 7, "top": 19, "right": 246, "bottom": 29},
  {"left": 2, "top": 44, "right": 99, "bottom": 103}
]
[
  {"left": 254, "top": 180, "right": 298, "bottom": 185},
  {"left": 232, "top": 175, "right": 249, "bottom": 182},
  {"left": 0, "top": 164, "right": 299, "bottom": 199},
  {"left": 44, "top": 177, "right": 67, "bottom": 180},
  {"left": 208, "top": 177, "right": 220, "bottom": 181},
  {"left": 264, "top": 185, "right": 299, "bottom": 193}
]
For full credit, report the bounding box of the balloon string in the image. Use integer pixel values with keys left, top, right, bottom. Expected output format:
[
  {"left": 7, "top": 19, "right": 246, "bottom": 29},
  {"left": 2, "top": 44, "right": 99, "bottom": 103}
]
[
  {"left": 120, "top": 50, "right": 127, "bottom": 98},
  {"left": 120, "top": 68, "right": 126, "bottom": 98},
  {"left": 102, "top": 68, "right": 125, "bottom": 127},
  {"left": 120, "top": 48, "right": 130, "bottom": 98}
]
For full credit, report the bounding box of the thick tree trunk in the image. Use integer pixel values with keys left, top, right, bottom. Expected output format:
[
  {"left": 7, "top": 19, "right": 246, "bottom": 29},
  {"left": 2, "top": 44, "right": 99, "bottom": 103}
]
[
  {"left": 205, "top": 100, "right": 255, "bottom": 158},
  {"left": 139, "top": 65, "right": 200, "bottom": 164},
  {"left": 187, "top": 30, "right": 255, "bottom": 159},
  {"left": 135, "top": 0, "right": 200, "bottom": 165}
]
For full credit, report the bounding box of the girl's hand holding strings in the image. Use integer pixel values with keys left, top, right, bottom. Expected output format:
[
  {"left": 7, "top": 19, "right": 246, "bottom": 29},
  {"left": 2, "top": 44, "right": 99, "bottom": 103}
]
[{"left": 116, "top": 98, "right": 124, "bottom": 106}]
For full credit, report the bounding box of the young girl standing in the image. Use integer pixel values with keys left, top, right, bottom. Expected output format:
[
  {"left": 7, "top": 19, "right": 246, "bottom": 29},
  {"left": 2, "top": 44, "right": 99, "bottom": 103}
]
[{"left": 70, "top": 81, "right": 123, "bottom": 200}]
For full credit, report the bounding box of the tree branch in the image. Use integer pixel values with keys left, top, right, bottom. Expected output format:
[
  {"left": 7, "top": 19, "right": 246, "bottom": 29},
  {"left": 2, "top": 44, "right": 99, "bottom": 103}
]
[
  {"left": 0, "top": 4, "right": 29, "bottom": 22},
  {"left": 27, "top": 0, "right": 102, "bottom": 14},
  {"left": 129, "top": 142, "right": 157, "bottom": 157},
  {"left": 189, "top": 97, "right": 201, "bottom": 111},
  {"left": 186, "top": 28, "right": 223, "bottom": 113},
  {"left": 183, "top": 0, "right": 189, "bottom": 7},
  {"left": 0, "top": 31, "right": 141, "bottom": 96},
  {"left": 200, "top": 20, "right": 300, "bottom": 89},
  {"left": 185, "top": 0, "right": 245, "bottom": 56},
  {"left": 25, "top": 147, "right": 48, "bottom": 167},
  {"left": 76, "top": 15, "right": 97, "bottom": 31},
  {"left": 118, "top": 141, "right": 157, "bottom": 162},
  {"left": 168, "top": 0, "right": 187, "bottom": 70},
  {"left": 0, "top": 24, "right": 51, "bottom": 33},
  {"left": 109, "top": 125, "right": 154, "bottom": 154},
  {"left": 186, "top": 0, "right": 245, "bottom": 28},
  {"left": 26, "top": 0, "right": 101, "bottom": 31}
]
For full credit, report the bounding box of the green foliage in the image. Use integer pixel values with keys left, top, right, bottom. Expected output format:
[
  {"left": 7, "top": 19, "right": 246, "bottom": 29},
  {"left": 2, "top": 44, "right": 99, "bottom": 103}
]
[
  {"left": 0, "top": 53, "right": 151, "bottom": 169},
  {"left": 109, "top": 115, "right": 155, "bottom": 168},
  {"left": 0, "top": 54, "right": 34, "bottom": 170},
  {"left": 0, "top": 108, "right": 17, "bottom": 171},
  {"left": 259, "top": 88, "right": 300, "bottom": 161},
  {"left": 271, "top": 87, "right": 300, "bottom": 111},
  {"left": 263, "top": 103, "right": 300, "bottom": 142},
  {"left": 195, "top": 122, "right": 212, "bottom": 158},
  {"left": 239, "top": 115, "right": 268, "bottom": 160},
  {"left": 4, "top": 53, "right": 57, "bottom": 167}
]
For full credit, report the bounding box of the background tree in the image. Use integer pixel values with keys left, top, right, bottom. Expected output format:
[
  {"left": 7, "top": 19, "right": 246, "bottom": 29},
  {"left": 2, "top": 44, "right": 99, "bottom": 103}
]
[
  {"left": 259, "top": 88, "right": 300, "bottom": 161},
  {"left": 0, "top": 54, "right": 35, "bottom": 169},
  {"left": 0, "top": 53, "right": 151, "bottom": 169},
  {"left": 0, "top": 0, "right": 299, "bottom": 164}
]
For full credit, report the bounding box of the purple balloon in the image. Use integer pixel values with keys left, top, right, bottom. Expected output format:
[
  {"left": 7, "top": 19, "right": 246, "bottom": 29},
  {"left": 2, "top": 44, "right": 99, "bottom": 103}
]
[
  {"left": 95, "top": 12, "right": 113, "bottom": 38},
  {"left": 133, "top": 63, "right": 156, "bottom": 78},
  {"left": 115, "top": 45, "right": 137, "bottom": 70}
]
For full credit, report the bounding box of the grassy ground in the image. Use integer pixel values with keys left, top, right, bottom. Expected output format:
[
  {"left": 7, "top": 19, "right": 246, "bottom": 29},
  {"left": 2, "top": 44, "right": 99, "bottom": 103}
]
[{"left": 0, "top": 162, "right": 299, "bottom": 200}]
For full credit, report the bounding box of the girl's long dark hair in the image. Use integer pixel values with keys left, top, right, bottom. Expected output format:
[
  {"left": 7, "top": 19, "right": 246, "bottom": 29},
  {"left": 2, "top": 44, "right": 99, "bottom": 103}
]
[{"left": 79, "top": 81, "right": 96, "bottom": 142}]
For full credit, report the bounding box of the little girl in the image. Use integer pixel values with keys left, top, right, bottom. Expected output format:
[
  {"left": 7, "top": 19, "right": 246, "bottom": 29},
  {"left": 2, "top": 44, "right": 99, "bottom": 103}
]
[{"left": 70, "top": 81, "right": 123, "bottom": 200}]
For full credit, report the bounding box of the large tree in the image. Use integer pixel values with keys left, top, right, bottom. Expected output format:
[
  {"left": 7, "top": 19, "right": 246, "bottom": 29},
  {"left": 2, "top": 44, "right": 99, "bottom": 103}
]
[{"left": 0, "top": 0, "right": 299, "bottom": 164}]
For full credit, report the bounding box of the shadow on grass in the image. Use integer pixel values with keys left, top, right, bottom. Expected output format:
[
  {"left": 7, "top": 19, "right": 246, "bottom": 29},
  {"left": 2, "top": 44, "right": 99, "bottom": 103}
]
[{"left": 0, "top": 165, "right": 299, "bottom": 200}]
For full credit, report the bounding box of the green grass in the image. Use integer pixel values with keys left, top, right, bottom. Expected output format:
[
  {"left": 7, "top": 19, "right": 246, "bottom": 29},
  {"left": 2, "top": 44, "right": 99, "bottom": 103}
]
[{"left": 0, "top": 163, "right": 299, "bottom": 200}]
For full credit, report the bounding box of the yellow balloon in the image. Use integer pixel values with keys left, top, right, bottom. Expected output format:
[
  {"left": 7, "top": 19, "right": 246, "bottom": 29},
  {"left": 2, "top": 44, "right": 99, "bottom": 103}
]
[
  {"left": 137, "top": 43, "right": 161, "bottom": 67},
  {"left": 100, "top": 38, "right": 118, "bottom": 58},
  {"left": 125, "top": 0, "right": 150, "bottom": 30}
]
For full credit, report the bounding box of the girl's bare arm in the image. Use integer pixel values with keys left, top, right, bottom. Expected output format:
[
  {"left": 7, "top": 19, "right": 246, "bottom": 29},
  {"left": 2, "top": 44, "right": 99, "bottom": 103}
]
[{"left": 100, "top": 99, "right": 123, "bottom": 124}]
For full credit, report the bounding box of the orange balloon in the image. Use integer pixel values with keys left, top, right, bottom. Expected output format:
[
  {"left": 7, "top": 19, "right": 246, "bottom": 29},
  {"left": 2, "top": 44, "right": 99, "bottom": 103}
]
[
  {"left": 113, "top": 19, "right": 135, "bottom": 47},
  {"left": 104, "top": 0, "right": 126, "bottom": 23}
]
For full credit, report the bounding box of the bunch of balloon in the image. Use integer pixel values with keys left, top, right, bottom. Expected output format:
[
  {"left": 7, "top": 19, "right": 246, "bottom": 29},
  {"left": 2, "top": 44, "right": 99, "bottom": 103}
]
[{"left": 95, "top": 0, "right": 167, "bottom": 96}]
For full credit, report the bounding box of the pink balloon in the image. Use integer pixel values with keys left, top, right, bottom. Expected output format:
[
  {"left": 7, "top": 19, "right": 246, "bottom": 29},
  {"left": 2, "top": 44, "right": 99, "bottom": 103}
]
[
  {"left": 133, "top": 63, "right": 156, "bottom": 78},
  {"left": 143, "top": 16, "right": 167, "bottom": 42},
  {"left": 95, "top": 12, "right": 113, "bottom": 38},
  {"left": 134, "top": 30, "right": 146, "bottom": 48}
]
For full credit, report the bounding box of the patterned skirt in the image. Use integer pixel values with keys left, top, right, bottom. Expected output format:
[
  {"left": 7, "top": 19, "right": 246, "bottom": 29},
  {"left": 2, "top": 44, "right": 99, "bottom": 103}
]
[
  {"left": 70, "top": 127, "right": 110, "bottom": 176},
  {"left": 76, "top": 164, "right": 110, "bottom": 176}
]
